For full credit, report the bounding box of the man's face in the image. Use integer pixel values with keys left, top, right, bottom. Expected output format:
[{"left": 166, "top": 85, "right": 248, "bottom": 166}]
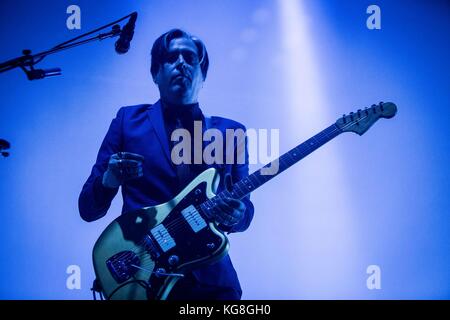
[{"left": 154, "top": 37, "right": 204, "bottom": 105}]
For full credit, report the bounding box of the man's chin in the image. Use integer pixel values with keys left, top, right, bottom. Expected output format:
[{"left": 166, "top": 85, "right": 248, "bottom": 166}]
[{"left": 170, "top": 84, "right": 190, "bottom": 95}]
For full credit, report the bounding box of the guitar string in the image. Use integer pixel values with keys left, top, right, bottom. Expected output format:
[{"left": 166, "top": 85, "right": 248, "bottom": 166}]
[
  {"left": 105, "top": 122, "right": 346, "bottom": 266},
  {"left": 105, "top": 121, "right": 347, "bottom": 266},
  {"left": 105, "top": 126, "right": 338, "bottom": 266},
  {"left": 105, "top": 114, "right": 371, "bottom": 268},
  {"left": 143, "top": 121, "right": 341, "bottom": 235},
  {"left": 152, "top": 120, "right": 346, "bottom": 234}
]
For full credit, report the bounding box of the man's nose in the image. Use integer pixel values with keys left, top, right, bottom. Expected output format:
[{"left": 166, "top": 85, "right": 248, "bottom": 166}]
[
  {"left": 175, "top": 55, "right": 188, "bottom": 74},
  {"left": 175, "top": 53, "right": 186, "bottom": 66}
]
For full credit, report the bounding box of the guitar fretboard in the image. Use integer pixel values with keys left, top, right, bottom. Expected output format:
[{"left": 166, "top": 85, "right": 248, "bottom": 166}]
[{"left": 201, "top": 123, "right": 343, "bottom": 212}]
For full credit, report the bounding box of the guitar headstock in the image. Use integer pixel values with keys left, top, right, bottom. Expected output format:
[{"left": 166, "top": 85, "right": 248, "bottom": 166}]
[{"left": 336, "top": 102, "right": 397, "bottom": 136}]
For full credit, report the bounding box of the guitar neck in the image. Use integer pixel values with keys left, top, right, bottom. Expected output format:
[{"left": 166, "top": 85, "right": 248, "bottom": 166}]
[
  {"left": 207, "top": 101, "right": 398, "bottom": 203},
  {"left": 223, "top": 123, "right": 343, "bottom": 199}
]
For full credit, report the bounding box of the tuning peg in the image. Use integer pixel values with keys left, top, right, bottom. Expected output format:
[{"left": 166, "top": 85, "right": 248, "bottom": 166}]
[
  {"left": 364, "top": 107, "right": 369, "bottom": 116},
  {"left": 350, "top": 112, "right": 354, "bottom": 121},
  {"left": 372, "top": 105, "right": 377, "bottom": 114},
  {"left": 342, "top": 114, "right": 346, "bottom": 123},
  {"left": 357, "top": 109, "right": 362, "bottom": 117},
  {"left": 380, "top": 102, "right": 384, "bottom": 111}
]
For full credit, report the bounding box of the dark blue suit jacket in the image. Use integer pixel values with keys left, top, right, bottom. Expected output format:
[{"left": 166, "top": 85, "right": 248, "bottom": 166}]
[{"left": 79, "top": 100, "right": 254, "bottom": 294}]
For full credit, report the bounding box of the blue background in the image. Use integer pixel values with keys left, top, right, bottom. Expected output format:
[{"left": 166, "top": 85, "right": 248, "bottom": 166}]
[{"left": 0, "top": 0, "right": 449, "bottom": 299}]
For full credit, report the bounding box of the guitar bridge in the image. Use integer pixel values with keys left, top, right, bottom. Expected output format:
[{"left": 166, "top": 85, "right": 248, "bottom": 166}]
[{"left": 106, "top": 251, "right": 140, "bottom": 284}]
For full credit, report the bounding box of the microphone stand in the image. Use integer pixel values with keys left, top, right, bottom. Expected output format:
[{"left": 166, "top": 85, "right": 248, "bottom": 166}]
[
  {"left": 0, "top": 12, "right": 137, "bottom": 157},
  {"left": 0, "top": 11, "right": 136, "bottom": 80}
]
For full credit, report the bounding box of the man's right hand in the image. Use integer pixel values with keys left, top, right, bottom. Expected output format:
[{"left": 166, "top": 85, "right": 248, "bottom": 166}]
[{"left": 102, "top": 152, "right": 144, "bottom": 188}]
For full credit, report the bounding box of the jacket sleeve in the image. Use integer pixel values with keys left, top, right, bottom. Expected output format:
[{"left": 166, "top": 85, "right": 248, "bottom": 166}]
[
  {"left": 78, "top": 108, "right": 124, "bottom": 222},
  {"left": 220, "top": 124, "right": 255, "bottom": 233}
]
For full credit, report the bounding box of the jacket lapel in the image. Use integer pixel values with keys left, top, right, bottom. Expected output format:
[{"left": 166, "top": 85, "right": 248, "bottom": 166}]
[
  {"left": 204, "top": 115, "right": 218, "bottom": 131},
  {"left": 146, "top": 100, "right": 171, "bottom": 163}
]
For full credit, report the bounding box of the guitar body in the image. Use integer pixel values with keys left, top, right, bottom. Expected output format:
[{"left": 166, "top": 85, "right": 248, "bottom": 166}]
[{"left": 92, "top": 168, "right": 229, "bottom": 300}]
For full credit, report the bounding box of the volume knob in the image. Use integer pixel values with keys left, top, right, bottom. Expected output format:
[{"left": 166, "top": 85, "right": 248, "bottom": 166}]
[{"left": 168, "top": 255, "right": 180, "bottom": 265}]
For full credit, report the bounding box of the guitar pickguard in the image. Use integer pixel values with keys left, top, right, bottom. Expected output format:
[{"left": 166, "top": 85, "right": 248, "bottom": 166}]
[{"left": 93, "top": 168, "right": 229, "bottom": 300}]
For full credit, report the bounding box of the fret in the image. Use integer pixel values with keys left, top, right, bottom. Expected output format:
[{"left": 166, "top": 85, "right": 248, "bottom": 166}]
[
  {"left": 281, "top": 153, "right": 292, "bottom": 165},
  {"left": 238, "top": 181, "right": 248, "bottom": 194},
  {"left": 242, "top": 177, "right": 255, "bottom": 192},
  {"left": 288, "top": 149, "right": 298, "bottom": 161},
  {"left": 199, "top": 124, "right": 342, "bottom": 206},
  {"left": 315, "top": 130, "right": 327, "bottom": 141},
  {"left": 248, "top": 173, "right": 260, "bottom": 187},
  {"left": 233, "top": 182, "right": 246, "bottom": 198},
  {"left": 209, "top": 197, "right": 218, "bottom": 207},
  {"left": 222, "top": 189, "right": 233, "bottom": 199},
  {"left": 217, "top": 192, "right": 226, "bottom": 200},
  {"left": 207, "top": 198, "right": 216, "bottom": 209},
  {"left": 254, "top": 167, "right": 270, "bottom": 182},
  {"left": 279, "top": 156, "right": 290, "bottom": 170}
]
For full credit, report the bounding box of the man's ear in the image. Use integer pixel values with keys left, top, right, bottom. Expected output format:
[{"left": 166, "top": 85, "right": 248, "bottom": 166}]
[
  {"left": 152, "top": 72, "right": 159, "bottom": 85},
  {"left": 152, "top": 65, "right": 161, "bottom": 84}
]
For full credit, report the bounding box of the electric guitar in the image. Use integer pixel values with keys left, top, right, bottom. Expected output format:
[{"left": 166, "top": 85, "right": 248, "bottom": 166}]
[{"left": 92, "top": 101, "right": 397, "bottom": 299}]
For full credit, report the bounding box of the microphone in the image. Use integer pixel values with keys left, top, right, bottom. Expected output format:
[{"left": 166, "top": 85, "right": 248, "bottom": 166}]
[{"left": 115, "top": 12, "right": 138, "bottom": 54}]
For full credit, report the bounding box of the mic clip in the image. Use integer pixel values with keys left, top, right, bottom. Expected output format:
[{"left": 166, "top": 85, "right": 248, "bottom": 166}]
[
  {"left": 20, "top": 49, "right": 62, "bottom": 80},
  {"left": 99, "top": 24, "right": 121, "bottom": 40},
  {"left": 0, "top": 139, "right": 10, "bottom": 158},
  {"left": 25, "top": 67, "right": 62, "bottom": 80}
]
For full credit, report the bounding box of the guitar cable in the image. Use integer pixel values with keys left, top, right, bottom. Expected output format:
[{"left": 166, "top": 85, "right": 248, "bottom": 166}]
[
  {"left": 106, "top": 279, "right": 151, "bottom": 300},
  {"left": 91, "top": 279, "right": 104, "bottom": 300}
]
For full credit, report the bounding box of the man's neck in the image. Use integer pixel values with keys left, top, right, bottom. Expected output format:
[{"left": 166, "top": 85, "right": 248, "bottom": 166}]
[
  {"left": 161, "top": 99, "right": 199, "bottom": 111},
  {"left": 160, "top": 93, "right": 198, "bottom": 106}
]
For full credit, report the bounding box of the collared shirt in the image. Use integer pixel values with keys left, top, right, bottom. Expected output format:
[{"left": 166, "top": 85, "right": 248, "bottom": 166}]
[{"left": 161, "top": 101, "right": 207, "bottom": 189}]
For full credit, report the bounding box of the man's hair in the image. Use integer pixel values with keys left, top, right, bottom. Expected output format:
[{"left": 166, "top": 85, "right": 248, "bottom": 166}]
[{"left": 151, "top": 28, "right": 209, "bottom": 80}]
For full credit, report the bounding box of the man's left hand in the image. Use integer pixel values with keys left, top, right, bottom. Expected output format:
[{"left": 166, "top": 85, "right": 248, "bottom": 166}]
[{"left": 213, "top": 196, "right": 246, "bottom": 227}]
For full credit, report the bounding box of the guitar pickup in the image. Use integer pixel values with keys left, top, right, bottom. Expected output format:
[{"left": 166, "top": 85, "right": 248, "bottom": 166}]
[
  {"left": 150, "top": 224, "right": 176, "bottom": 252},
  {"left": 181, "top": 205, "right": 207, "bottom": 233}
]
